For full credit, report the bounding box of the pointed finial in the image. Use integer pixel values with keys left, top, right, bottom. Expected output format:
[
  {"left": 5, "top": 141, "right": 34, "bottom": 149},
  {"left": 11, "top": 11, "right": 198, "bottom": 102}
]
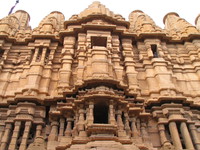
[{"left": 8, "top": 0, "right": 19, "bottom": 15}]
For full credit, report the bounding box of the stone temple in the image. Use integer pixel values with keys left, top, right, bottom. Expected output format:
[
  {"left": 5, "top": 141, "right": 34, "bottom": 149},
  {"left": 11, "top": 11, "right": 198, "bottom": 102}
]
[{"left": 1, "top": 1, "right": 200, "bottom": 150}]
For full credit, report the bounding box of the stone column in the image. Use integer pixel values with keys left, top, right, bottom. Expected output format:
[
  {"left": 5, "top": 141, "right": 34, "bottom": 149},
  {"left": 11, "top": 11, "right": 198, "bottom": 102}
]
[
  {"left": 169, "top": 121, "right": 182, "bottom": 149},
  {"left": 130, "top": 117, "right": 139, "bottom": 137},
  {"left": 180, "top": 122, "right": 195, "bottom": 149},
  {"left": 136, "top": 118, "right": 141, "bottom": 135},
  {"left": 124, "top": 112, "right": 131, "bottom": 137},
  {"left": 8, "top": 121, "right": 21, "bottom": 150},
  {"left": 0, "top": 123, "right": 12, "bottom": 150},
  {"left": 158, "top": 124, "right": 170, "bottom": 146},
  {"left": 58, "top": 36, "right": 75, "bottom": 92},
  {"left": 40, "top": 47, "right": 47, "bottom": 63},
  {"left": 116, "top": 110, "right": 124, "bottom": 130},
  {"left": 0, "top": 124, "right": 5, "bottom": 144},
  {"left": 77, "top": 107, "right": 86, "bottom": 137},
  {"left": 87, "top": 102, "right": 94, "bottom": 125},
  {"left": 41, "top": 48, "right": 55, "bottom": 94},
  {"left": 141, "top": 121, "right": 150, "bottom": 143},
  {"left": 122, "top": 38, "right": 140, "bottom": 94},
  {"left": 189, "top": 123, "right": 200, "bottom": 150},
  {"left": 72, "top": 113, "right": 79, "bottom": 137},
  {"left": 111, "top": 35, "right": 123, "bottom": 82},
  {"left": 65, "top": 118, "right": 73, "bottom": 137},
  {"left": 19, "top": 121, "right": 32, "bottom": 150},
  {"left": 32, "top": 47, "right": 39, "bottom": 63},
  {"left": 26, "top": 48, "right": 44, "bottom": 92},
  {"left": 109, "top": 101, "right": 116, "bottom": 125},
  {"left": 116, "top": 110, "right": 126, "bottom": 137},
  {"left": 35, "top": 124, "right": 43, "bottom": 137},
  {"left": 76, "top": 33, "right": 86, "bottom": 85},
  {"left": 48, "top": 121, "right": 59, "bottom": 141},
  {"left": 59, "top": 118, "right": 65, "bottom": 136},
  {"left": 90, "top": 43, "right": 109, "bottom": 78}
]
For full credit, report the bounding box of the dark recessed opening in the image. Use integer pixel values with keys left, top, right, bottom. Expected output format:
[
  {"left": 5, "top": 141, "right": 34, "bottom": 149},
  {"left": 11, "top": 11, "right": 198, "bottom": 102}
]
[
  {"left": 151, "top": 44, "right": 158, "bottom": 58},
  {"left": 0, "top": 49, "right": 4, "bottom": 58},
  {"left": 177, "top": 122, "right": 186, "bottom": 149},
  {"left": 45, "top": 49, "right": 50, "bottom": 64},
  {"left": 93, "top": 103, "right": 108, "bottom": 124},
  {"left": 91, "top": 36, "right": 107, "bottom": 47},
  {"left": 36, "top": 48, "right": 43, "bottom": 62}
]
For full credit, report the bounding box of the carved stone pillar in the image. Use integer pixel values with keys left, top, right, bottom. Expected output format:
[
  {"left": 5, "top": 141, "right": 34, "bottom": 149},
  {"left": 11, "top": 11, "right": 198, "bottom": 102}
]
[
  {"left": 124, "top": 112, "right": 131, "bottom": 137},
  {"left": 32, "top": 47, "right": 39, "bottom": 63},
  {"left": 77, "top": 107, "right": 86, "bottom": 137},
  {"left": 41, "top": 47, "right": 56, "bottom": 94},
  {"left": 59, "top": 118, "right": 65, "bottom": 136},
  {"left": 65, "top": 118, "right": 73, "bottom": 137},
  {"left": 19, "top": 121, "right": 32, "bottom": 150},
  {"left": 117, "top": 110, "right": 124, "bottom": 130},
  {"left": 58, "top": 36, "right": 75, "bottom": 92},
  {"left": 0, "top": 123, "right": 12, "bottom": 150},
  {"left": 169, "top": 121, "right": 182, "bottom": 149},
  {"left": 111, "top": 35, "right": 123, "bottom": 82},
  {"left": 141, "top": 121, "right": 150, "bottom": 143},
  {"left": 40, "top": 47, "right": 47, "bottom": 63},
  {"left": 0, "top": 124, "right": 5, "bottom": 144},
  {"left": 87, "top": 102, "right": 94, "bottom": 125},
  {"left": 158, "top": 124, "right": 171, "bottom": 146},
  {"left": 85, "top": 105, "right": 88, "bottom": 122},
  {"left": 35, "top": 124, "right": 43, "bottom": 137},
  {"left": 72, "top": 113, "right": 79, "bottom": 137},
  {"left": 90, "top": 44, "right": 109, "bottom": 78},
  {"left": 180, "top": 122, "right": 195, "bottom": 150},
  {"left": 76, "top": 33, "right": 86, "bottom": 85},
  {"left": 122, "top": 38, "right": 140, "bottom": 94},
  {"left": 130, "top": 117, "right": 139, "bottom": 137},
  {"left": 48, "top": 121, "right": 59, "bottom": 141},
  {"left": 189, "top": 123, "right": 200, "bottom": 150},
  {"left": 8, "top": 121, "right": 21, "bottom": 150},
  {"left": 116, "top": 110, "right": 126, "bottom": 137},
  {"left": 109, "top": 101, "right": 116, "bottom": 125},
  {"left": 136, "top": 118, "right": 141, "bottom": 135}
]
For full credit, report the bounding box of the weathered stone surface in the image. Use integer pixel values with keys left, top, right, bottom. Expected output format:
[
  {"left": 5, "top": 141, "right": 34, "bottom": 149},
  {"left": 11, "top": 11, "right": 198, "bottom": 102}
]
[
  {"left": 0, "top": 1, "right": 200, "bottom": 150},
  {"left": 27, "top": 136, "right": 47, "bottom": 150}
]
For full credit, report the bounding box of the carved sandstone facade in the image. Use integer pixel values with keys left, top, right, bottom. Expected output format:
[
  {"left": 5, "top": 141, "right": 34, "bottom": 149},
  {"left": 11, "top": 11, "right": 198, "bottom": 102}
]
[{"left": 1, "top": 2, "right": 200, "bottom": 150}]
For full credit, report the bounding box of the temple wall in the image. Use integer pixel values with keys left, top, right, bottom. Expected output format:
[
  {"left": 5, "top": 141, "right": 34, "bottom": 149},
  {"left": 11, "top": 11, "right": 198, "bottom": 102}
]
[{"left": 0, "top": 2, "right": 200, "bottom": 150}]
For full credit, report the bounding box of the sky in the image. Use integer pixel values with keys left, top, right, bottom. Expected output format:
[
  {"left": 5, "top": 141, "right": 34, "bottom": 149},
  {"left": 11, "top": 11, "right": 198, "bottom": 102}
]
[{"left": 0, "top": 0, "right": 200, "bottom": 29}]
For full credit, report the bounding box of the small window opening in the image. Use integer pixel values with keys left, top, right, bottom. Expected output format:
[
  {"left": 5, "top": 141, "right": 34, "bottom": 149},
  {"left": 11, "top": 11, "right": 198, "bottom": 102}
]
[
  {"left": 36, "top": 48, "right": 43, "bottom": 62},
  {"left": 6, "top": 124, "right": 13, "bottom": 150},
  {"left": 164, "top": 125, "right": 171, "bottom": 143},
  {"left": 17, "top": 122, "right": 25, "bottom": 149},
  {"left": 27, "top": 124, "right": 36, "bottom": 147},
  {"left": 151, "top": 45, "right": 158, "bottom": 58},
  {"left": 91, "top": 36, "right": 107, "bottom": 47},
  {"left": 93, "top": 103, "right": 108, "bottom": 124},
  {"left": 122, "top": 112, "right": 125, "bottom": 124},
  {"left": 30, "top": 49, "right": 35, "bottom": 64},
  {"left": 45, "top": 49, "right": 50, "bottom": 64},
  {"left": 0, "top": 49, "right": 4, "bottom": 58},
  {"left": 45, "top": 106, "right": 50, "bottom": 125},
  {"left": 177, "top": 122, "right": 186, "bottom": 149}
]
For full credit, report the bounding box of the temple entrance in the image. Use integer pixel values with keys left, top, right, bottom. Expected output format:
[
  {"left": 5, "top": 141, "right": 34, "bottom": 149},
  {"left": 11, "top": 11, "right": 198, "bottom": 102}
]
[{"left": 93, "top": 103, "right": 108, "bottom": 124}]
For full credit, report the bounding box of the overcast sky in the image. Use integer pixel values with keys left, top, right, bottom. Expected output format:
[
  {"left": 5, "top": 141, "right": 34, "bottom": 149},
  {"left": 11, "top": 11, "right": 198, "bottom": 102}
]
[{"left": 0, "top": 0, "right": 200, "bottom": 29}]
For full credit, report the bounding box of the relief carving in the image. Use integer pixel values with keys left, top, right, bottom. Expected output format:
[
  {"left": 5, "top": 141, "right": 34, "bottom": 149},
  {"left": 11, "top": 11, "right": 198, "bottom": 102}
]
[{"left": 0, "top": 2, "right": 200, "bottom": 150}]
